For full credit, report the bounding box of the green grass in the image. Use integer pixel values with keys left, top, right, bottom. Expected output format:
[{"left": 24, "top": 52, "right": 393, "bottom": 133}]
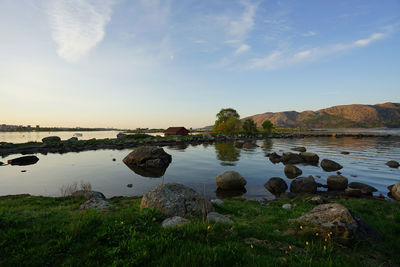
[{"left": 0, "top": 195, "right": 399, "bottom": 266}]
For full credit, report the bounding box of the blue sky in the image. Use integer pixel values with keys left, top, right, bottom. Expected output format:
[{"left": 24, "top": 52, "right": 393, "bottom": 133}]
[{"left": 0, "top": 0, "right": 399, "bottom": 128}]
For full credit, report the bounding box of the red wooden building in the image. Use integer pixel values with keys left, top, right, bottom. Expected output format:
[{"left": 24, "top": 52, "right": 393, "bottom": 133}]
[{"left": 164, "top": 127, "right": 190, "bottom": 136}]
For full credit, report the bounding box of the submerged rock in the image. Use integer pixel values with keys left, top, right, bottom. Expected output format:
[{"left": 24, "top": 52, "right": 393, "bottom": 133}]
[
  {"left": 386, "top": 160, "right": 399, "bottom": 168},
  {"left": 291, "top": 146, "right": 306, "bottom": 152},
  {"left": 264, "top": 177, "right": 288, "bottom": 195},
  {"left": 321, "top": 159, "right": 343, "bottom": 172},
  {"left": 140, "top": 183, "right": 214, "bottom": 218},
  {"left": 42, "top": 136, "right": 61, "bottom": 142},
  {"left": 327, "top": 175, "right": 348, "bottom": 191},
  {"left": 206, "top": 212, "right": 233, "bottom": 225},
  {"left": 290, "top": 176, "right": 317, "bottom": 194},
  {"left": 284, "top": 164, "right": 302, "bottom": 179},
  {"left": 289, "top": 203, "right": 378, "bottom": 244},
  {"left": 216, "top": 171, "right": 247, "bottom": 190},
  {"left": 8, "top": 155, "right": 39, "bottom": 166},
  {"left": 162, "top": 216, "right": 189, "bottom": 228},
  {"left": 348, "top": 182, "right": 377, "bottom": 195}
]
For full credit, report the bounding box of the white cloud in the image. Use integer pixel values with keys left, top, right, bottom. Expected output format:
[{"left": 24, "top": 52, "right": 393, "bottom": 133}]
[
  {"left": 234, "top": 44, "right": 251, "bottom": 55},
  {"left": 194, "top": 40, "right": 206, "bottom": 44},
  {"left": 245, "top": 31, "right": 389, "bottom": 70},
  {"left": 47, "top": 0, "right": 115, "bottom": 62},
  {"left": 229, "top": 1, "right": 257, "bottom": 41},
  {"left": 302, "top": 31, "right": 316, "bottom": 37}
]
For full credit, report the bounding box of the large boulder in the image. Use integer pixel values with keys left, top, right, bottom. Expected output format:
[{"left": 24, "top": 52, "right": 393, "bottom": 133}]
[
  {"left": 289, "top": 203, "right": 378, "bottom": 244},
  {"left": 321, "top": 159, "right": 343, "bottom": 172},
  {"left": 389, "top": 182, "right": 400, "bottom": 200},
  {"left": 264, "top": 177, "right": 288, "bottom": 195},
  {"left": 327, "top": 175, "right": 348, "bottom": 191},
  {"left": 386, "top": 160, "right": 399, "bottom": 168},
  {"left": 42, "top": 136, "right": 61, "bottom": 142},
  {"left": 290, "top": 176, "right": 317, "bottom": 194},
  {"left": 291, "top": 146, "right": 306, "bottom": 152},
  {"left": 281, "top": 152, "right": 304, "bottom": 164},
  {"left": 348, "top": 182, "right": 377, "bottom": 195},
  {"left": 284, "top": 164, "right": 302, "bottom": 178},
  {"left": 216, "top": 171, "right": 247, "bottom": 190},
  {"left": 123, "top": 146, "right": 172, "bottom": 168},
  {"left": 140, "top": 183, "right": 214, "bottom": 218},
  {"left": 8, "top": 155, "right": 39, "bottom": 166},
  {"left": 300, "top": 152, "right": 319, "bottom": 164}
]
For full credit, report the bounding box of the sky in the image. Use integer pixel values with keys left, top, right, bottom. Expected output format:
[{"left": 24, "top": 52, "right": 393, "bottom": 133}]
[{"left": 0, "top": 0, "right": 399, "bottom": 129}]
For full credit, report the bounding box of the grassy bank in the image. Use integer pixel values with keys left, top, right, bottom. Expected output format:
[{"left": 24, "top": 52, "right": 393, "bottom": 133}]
[{"left": 1, "top": 195, "right": 399, "bottom": 266}]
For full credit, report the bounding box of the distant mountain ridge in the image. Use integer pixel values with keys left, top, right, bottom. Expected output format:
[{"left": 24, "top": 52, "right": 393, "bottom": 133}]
[{"left": 244, "top": 102, "right": 400, "bottom": 128}]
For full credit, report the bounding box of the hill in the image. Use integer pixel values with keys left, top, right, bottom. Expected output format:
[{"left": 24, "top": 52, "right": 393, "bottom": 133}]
[{"left": 244, "top": 102, "right": 400, "bottom": 128}]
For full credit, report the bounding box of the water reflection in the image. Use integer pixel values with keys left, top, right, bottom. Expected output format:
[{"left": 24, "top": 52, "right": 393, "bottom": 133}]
[
  {"left": 124, "top": 164, "right": 168, "bottom": 178},
  {"left": 167, "top": 143, "right": 189, "bottom": 151},
  {"left": 214, "top": 142, "right": 241, "bottom": 166},
  {"left": 215, "top": 187, "right": 247, "bottom": 199}
]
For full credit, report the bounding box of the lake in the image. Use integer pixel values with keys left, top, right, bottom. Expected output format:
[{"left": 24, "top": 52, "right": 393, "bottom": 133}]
[{"left": 1, "top": 135, "right": 399, "bottom": 200}]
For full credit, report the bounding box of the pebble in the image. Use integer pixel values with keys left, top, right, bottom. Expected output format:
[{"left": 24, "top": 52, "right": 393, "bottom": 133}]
[{"left": 282, "top": 204, "right": 292, "bottom": 210}]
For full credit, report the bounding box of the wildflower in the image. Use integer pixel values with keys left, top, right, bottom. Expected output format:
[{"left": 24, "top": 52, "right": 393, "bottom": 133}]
[
  {"left": 289, "top": 245, "right": 292, "bottom": 250},
  {"left": 207, "top": 225, "right": 211, "bottom": 230},
  {"left": 251, "top": 244, "right": 254, "bottom": 249},
  {"left": 324, "top": 238, "right": 327, "bottom": 242},
  {"left": 306, "top": 241, "right": 309, "bottom": 246},
  {"left": 121, "top": 221, "right": 124, "bottom": 225},
  {"left": 299, "top": 225, "right": 303, "bottom": 230},
  {"left": 152, "top": 217, "right": 156, "bottom": 221},
  {"left": 323, "top": 245, "right": 327, "bottom": 251},
  {"left": 315, "top": 232, "right": 319, "bottom": 236}
]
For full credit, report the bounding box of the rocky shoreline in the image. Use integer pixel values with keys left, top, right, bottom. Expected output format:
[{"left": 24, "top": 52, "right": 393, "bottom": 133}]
[{"left": 0, "top": 132, "right": 394, "bottom": 157}]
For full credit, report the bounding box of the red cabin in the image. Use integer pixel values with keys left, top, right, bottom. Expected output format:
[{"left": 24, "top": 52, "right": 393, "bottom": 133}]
[{"left": 164, "top": 127, "right": 190, "bottom": 136}]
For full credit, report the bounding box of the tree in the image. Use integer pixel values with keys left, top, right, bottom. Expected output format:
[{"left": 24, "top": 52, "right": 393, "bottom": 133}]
[
  {"left": 262, "top": 120, "right": 274, "bottom": 134},
  {"left": 242, "top": 118, "right": 258, "bottom": 135},
  {"left": 213, "top": 108, "right": 241, "bottom": 134}
]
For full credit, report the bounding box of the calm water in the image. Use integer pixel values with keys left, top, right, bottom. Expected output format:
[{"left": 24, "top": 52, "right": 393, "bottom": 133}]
[
  {"left": 1, "top": 136, "right": 399, "bottom": 200},
  {"left": 0, "top": 131, "right": 121, "bottom": 143}
]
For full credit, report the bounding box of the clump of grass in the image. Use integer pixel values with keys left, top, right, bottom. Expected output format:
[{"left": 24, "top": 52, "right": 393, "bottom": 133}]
[{"left": 59, "top": 181, "right": 92, "bottom": 196}]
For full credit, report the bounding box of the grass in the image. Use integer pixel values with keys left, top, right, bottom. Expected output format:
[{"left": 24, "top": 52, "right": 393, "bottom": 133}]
[{"left": 0, "top": 195, "right": 399, "bottom": 266}]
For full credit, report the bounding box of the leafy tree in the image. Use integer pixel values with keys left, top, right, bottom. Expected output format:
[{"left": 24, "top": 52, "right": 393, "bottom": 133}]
[
  {"left": 242, "top": 118, "right": 258, "bottom": 135},
  {"left": 262, "top": 120, "right": 274, "bottom": 134},
  {"left": 213, "top": 108, "right": 241, "bottom": 134}
]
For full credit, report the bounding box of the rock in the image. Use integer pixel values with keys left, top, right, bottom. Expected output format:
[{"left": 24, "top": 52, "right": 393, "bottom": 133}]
[
  {"left": 127, "top": 184, "right": 133, "bottom": 188},
  {"left": 268, "top": 152, "right": 282, "bottom": 163},
  {"left": 216, "top": 171, "right": 247, "bottom": 190},
  {"left": 234, "top": 141, "right": 244, "bottom": 148},
  {"left": 67, "top": 137, "right": 78, "bottom": 142},
  {"left": 203, "top": 132, "right": 212, "bottom": 139},
  {"left": 300, "top": 152, "right": 319, "bottom": 164},
  {"left": 327, "top": 175, "right": 348, "bottom": 191},
  {"left": 345, "top": 189, "right": 362, "bottom": 197},
  {"left": 264, "top": 177, "right": 288, "bottom": 195},
  {"left": 21, "top": 170, "right": 27, "bottom": 173},
  {"left": 321, "top": 159, "right": 343, "bottom": 172},
  {"left": 112, "top": 158, "right": 116, "bottom": 161},
  {"left": 282, "top": 204, "right": 292, "bottom": 209},
  {"left": 341, "top": 151, "right": 350, "bottom": 155},
  {"left": 42, "top": 136, "right": 61, "bottom": 142},
  {"left": 281, "top": 152, "right": 304, "bottom": 164},
  {"left": 211, "top": 199, "right": 223, "bottom": 205},
  {"left": 348, "top": 182, "right": 377, "bottom": 195},
  {"left": 242, "top": 142, "right": 258, "bottom": 149},
  {"left": 206, "top": 212, "right": 233, "bottom": 225},
  {"left": 290, "top": 176, "right": 317, "bottom": 194},
  {"left": 389, "top": 182, "right": 400, "bottom": 200},
  {"left": 117, "top": 132, "right": 127, "bottom": 139},
  {"left": 79, "top": 198, "right": 112, "bottom": 210},
  {"left": 289, "top": 203, "right": 378, "bottom": 243},
  {"left": 71, "top": 190, "right": 106, "bottom": 199},
  {"left": 291, "top": 147, "right": 306, "bottom": 152},
  {"left": 0, "top": 161, "right": 3, "bottom": 166},
  {"left": 162, "top": 216, "right": 189, "bottom": 228},
  {"left": 140, "top": 183, "right": 214, "bottom": 218},
  {"left": 284, "top": 164, "right": 303, "bottom": 179},
  {"left": 7, "top": 155, "right": 39, "bottom": 166},
  {"left": 306, "top": 196, "right": 326, "bottom": 205},
  {"left": 386, "top": 160, "right": 399, "bottom": 168},
  {"left": 123, "top": 146, "right": 172, "bottom": 168},
  {"left": 280, "top": 192, "right": 297, "bottom": 199}
]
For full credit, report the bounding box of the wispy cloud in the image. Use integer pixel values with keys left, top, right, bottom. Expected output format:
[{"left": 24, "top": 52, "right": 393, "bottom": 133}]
[
  {"left": 47, "top": 0, "right": 115, "bottom": 62},
  {"left": 302, "top": 31, "right": 317, "bottom": 37},
  {"left": 234, "top": 44, "right": 251, "bottom": 55},
  {"left": 228, "top": 1, "right": 257, "bottom": 41},
  {"left": 245, "top": 30, "right": 390, "bottom": 70}
]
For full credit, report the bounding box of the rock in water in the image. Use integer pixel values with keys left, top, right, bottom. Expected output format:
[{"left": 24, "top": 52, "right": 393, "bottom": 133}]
[
  {"left": 386, "top": 160, "right": 399, "bottom": 168},
  {"left": 268, "top": 152, "right": 282, "bottom": 163},
  {"left": 140, "top": 183, "right": 214, "bottom": 218},
  {"left": 321, "top": 159, "right": 343, "bottom": 172},
  {"left": 162, "top": 216, "right": 189, "bottom": 228},
  {"left": 281, "top": 152, "right": 304, "bottom": 164},
  {"left": 264, "top": 177, "right": 288, "bottom": 195},
  {"left": 284, "top": 164, "right": 303, "bottom": 178},
  {"left": 8, "top": 155, "right": 39, "bottom": 166},
  {"left": 216, "top": 171, "right": 247, "bottom": 190},
  {"left": 348, "top": 182, "right": 377, "bottom": 195},
  {"left": 206, "top": 212, "right": 233, "bottom": 225},
  {"left": 42, "top": 136, "right": 61, "bottom": 142},
  {"left": 123, "top": 146, "right": 172, "bottom": 168},
  {"left": 291, "top": 146, "right": 306, "bottom": 152},
  {"left": 289, "top": 203, "right": 378, "bottom": 244},
  {"left": 299, "top": 152, "right": 319, "bottom": 164},
  {"left": 290, "top": 176, "right": 318, "bottom": 194},
  {"left": 327, "top": 175, "right": 348, "bottom": 191}
]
